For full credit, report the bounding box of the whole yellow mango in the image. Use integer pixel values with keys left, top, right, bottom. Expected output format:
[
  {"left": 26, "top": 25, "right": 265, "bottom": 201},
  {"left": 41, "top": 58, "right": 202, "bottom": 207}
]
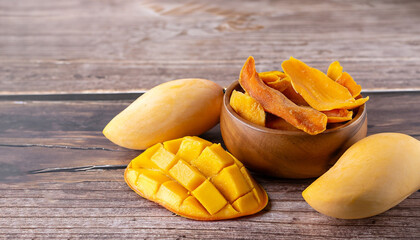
[
  {"left": 103, "top": 79, "right": 223, "bottom": 150},
  {"left": 303, "top": 133, "right": 420, "bottom": 219}
]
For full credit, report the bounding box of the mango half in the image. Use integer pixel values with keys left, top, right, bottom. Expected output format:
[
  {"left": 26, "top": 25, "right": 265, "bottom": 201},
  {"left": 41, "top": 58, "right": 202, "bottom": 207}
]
[
  {"left": 125, "top": 136, "right": 268, "bottom": 220},
  {"left": 303, "top": 133, "right": 420, "bottom": 219},
  {"left": 103, "top": 79, "right": 223, "bottom": 150}
]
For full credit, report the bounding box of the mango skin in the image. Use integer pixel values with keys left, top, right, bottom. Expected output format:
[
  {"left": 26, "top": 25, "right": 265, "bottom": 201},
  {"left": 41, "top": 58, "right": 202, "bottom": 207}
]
[
  {"left": 103, "top": 79, "right": 223, "bottom": 150},
  {"left": 302, "top": 133, "right": 420, "bottom": 219}
]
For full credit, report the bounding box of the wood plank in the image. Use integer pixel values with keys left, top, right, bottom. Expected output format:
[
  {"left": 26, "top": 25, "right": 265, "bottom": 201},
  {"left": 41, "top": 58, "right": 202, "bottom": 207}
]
[
  {"left": 1, "top": 0, "right": 420, "bottom": 94},
  {"left": 0, "top": 175, "right": 418, "bottom": 239},
  {"left": 0, "top": 92, "right": 419, "bottom": 183},
  {"left": 2, "top": 60, "right": 420, "bottom": 95},
  {"left": 1, "top": 92, "right": 419, "bottom": 146}
]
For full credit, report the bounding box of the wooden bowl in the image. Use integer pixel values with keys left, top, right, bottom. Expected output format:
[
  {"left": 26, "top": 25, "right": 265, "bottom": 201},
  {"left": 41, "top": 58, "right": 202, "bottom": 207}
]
[{"left": 220, "top": 81, "right": 368, "bottom": 179}]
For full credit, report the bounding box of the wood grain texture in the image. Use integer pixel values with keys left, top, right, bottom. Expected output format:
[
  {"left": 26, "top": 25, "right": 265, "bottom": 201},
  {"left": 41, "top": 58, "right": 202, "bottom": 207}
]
[
  {"left": 1, "top": 0, "right": 420, "bottom": 237},
  {"left": 0, "top": 92, "right": 419, "bottom": 239},
  {"left": 1, "top": 0, "right": 420, "bottom": 94}
]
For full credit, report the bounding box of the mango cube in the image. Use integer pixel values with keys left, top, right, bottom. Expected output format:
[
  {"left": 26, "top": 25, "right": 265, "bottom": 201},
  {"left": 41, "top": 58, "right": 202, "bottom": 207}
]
[
  {"left": 156, "top": 181, "right": 189, "bottom": 207},
  {"left": 212, "top": 165, "right": 251, "bottom": 202},
  {"left": 136, "top": 169, "right": 171, "bottom": 198},
  {"left": 191, "top": 144, "right": 234, "bottom": 177},
  {"left": 176, "top": 136, "right": 212, "bottom": 163},
  {"left": 239, "top": 167, "right": 255, "bottom": 189},
  {"left": 192, "top": 180, "right": 227, "bottom": 215},
  {"left": 214, "top": 204, "right": 238, "bottom": 218},
  {"left": 151, "top": 144, "right": 177, "bottom": 171},
  {"left": 125, "top": 167, "right": 139, "bottom": 186},
  {"left": 240, "top": 167, "right": 262, "bottom": 203},
  {"left": 232, "top": 191, "right": 259, "bottom": 213},
  {"left": 163, "top": 138, "right": 183, "bottom": 154},
  {"left": 169, "top": 159, "right": 205, "bottom": 191},
  {"left": 180, "top": 196, "right": 209, "bottom": 218},
  {"left": 124, "top": 136, "right": 268, "bottom": 220},
  {"left": 131, "top": 143, "right": 160, "bottom": 170}
]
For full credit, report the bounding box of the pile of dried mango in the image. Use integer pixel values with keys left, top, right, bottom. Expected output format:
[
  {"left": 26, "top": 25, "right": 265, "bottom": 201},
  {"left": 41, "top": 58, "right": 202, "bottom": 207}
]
[
  {"left": 231, "top": 56, "right": 369, "bottom": 134},
  {"left": 103, "top": 56, "right": 420, "bottom": 221}
]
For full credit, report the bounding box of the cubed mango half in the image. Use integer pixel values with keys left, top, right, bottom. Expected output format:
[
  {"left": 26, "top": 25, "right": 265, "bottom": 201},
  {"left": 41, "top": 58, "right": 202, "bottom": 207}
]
[{"left": 124, "top": 136, "right": 268, "bottom": 220}]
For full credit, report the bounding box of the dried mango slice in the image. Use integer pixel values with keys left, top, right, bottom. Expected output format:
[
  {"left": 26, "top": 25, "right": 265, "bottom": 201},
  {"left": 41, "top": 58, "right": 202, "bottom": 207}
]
[
  {"left": 327, "top": 61, "right": 362, "bottom": 98},
  {"left": 322, "top": 109, "right": 353, "bottom": 123},
  {"left": 336, "top": 72, "right": 362, "bottom": 98},
  {"left": 259, "top": 71, "right": 290, "bottom": 92},
  {"left": 259, "top": 71, "right": 285, "bottom": 82},
  {"left": 340, "top": 96, "right": 369, "bottom": 110},
  {"left": 260, "top": 72, "right": 309, "bottom": 106},
  {"left": 265, "top": 115, "right": 300, "bottom": 131},
  {"left": 230, "top": 90, "right": 265, "bottom": 126},
  {"left": 282, "top": 57, "right": 368, "bottom": 111},
  {"left": 327, "top": 61, "right": 343, "bottom": 81},
  {"left": 125, "top": 136, "right": 268, "bottom": 221},
  {"left": 239, "top": 56, "right": 327, "bottom": 135},
  {"left": 281, "top": 85, "right": 309, "bottom": 106}
]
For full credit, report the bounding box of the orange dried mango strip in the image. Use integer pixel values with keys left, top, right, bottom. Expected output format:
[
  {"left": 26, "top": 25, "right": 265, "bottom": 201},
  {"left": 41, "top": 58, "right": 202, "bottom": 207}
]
[
  {"left": 260, "top": 71, "right": 308, "bottom": 106},
  {"left": 327, "top": 61, "right": 343, "bottom": 81},
  {"left": 336, "top": 72, "right": 362, "bottom": 98},
  {"left": 259, "top": 71, "right": 290, "bottom": 92},
  {"left": 282, "top": 57, "right": 368, "bottom": 111},
  {"left": 265, "top": 114, "right": 300, "bottom": 131},
  {"left": 327, "top": 61, "right": 362, "bottom": 98},
  {"left": 340, "top": 96, "right": 369, "bottom": 110},
  {"left": 230, "top": 90, "right": 265, "bottom": 126},
  {"left": 239, "top": 56, "right": 327, "bottom": 135},
  {"left": 259, "top": 71, "right": 286, "bottom": 82},
  {"left": 322, "top": 109, "right": 353, "bottom": 123},
  {"left": 281, "top": 85, "right": 309, "bottom": 106}
]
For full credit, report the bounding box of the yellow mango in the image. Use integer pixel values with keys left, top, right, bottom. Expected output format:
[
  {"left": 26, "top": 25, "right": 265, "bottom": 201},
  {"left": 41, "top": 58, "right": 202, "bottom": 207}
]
[
  {"left": 229, "top": 90, "right": 265, "bottom": 127},
  {"left": 125, "top": 136, "right": 268, "bottom": 221},
  {"left": 103, "top": 79, "right": 223, "bottom": 150},
  {"left": 302, "top": 133, "right": 420, "bottom": 219}
]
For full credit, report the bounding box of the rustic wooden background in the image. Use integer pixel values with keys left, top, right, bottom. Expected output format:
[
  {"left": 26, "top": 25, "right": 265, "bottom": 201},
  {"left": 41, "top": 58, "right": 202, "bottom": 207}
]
[{"left": 1, "top": 0, "right": 419, "bottom": 239}]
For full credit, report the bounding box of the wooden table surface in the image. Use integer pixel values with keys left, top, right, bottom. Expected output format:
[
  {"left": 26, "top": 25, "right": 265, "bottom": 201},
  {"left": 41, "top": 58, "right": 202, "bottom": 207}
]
[{"left": 1, "top": 0, "right": 419, "bottom": 239}]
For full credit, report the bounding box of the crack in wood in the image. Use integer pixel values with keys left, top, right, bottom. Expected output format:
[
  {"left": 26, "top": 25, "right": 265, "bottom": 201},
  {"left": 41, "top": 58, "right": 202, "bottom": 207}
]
[
  {"left": 0, "top": 143, "right": 120, "bottom": 151},
  {"left": 0, "top": 92, "right": 145, "bottom": 101},
  {"left": 0, "top": 89, "right": 420, "bottom": 101},
  {"left": 27, "top": 165, "right": 127, "bottom": 174}
]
